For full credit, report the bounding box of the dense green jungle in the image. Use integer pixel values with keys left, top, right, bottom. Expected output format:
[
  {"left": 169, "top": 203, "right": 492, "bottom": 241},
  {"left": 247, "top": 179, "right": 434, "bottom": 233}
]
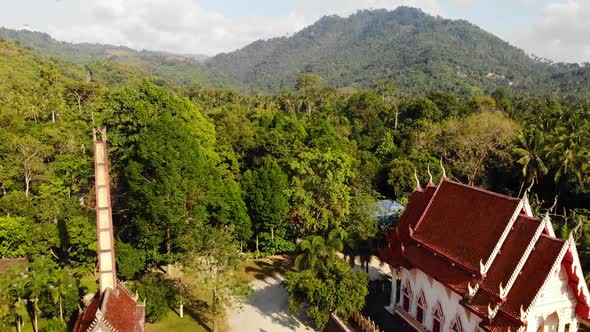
[{"left": 0, "top": 9, "right": 589, "bottom": 330}]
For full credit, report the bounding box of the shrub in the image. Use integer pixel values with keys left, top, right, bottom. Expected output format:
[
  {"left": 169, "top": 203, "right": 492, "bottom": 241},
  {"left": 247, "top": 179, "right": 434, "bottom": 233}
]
[{"left": 135, "top": 273, "right": 175, "bottom": 323}]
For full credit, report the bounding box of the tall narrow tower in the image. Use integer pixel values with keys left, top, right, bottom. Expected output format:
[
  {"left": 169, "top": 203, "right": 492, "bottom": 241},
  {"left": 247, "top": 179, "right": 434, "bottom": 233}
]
[
  {"left": 93, "top": 128, "right": 117, "bottom": 293},
  {"left": 73, "top": 128, "right": 145, "bottom": 332}
]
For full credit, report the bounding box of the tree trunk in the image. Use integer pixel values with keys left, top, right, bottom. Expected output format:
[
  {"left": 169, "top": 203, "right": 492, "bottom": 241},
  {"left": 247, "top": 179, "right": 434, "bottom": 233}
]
[
  {"left": 34, "top": 299, "right": 39, "bottom": 332},
  {"left": 394, "top": 109, "right": 399, "bottom": 131},
  {"left": 52, "top": 110, "right": 55, "bottom": 123},
  {"left": 255, "top": 235, "right": 259, "bottom": 259},
  {"left": 179, "top": 303, "right": 184, "bottom": 318},
  {"left": 271, "top": 227, "right": 274, "bottom": 242},
  {"left": 59, "top": 296, "right": 63, "bottom": 322},
  {"left": 25, "top": 176, "right": 30, "bottom": 197},
  {"left": 16, "top": 316, "right": 21, "bottom": 332},
  {"left": 166, "top": 226, "right": 171, "bottom": 276},
  {"left": 212, "top": 287, "right": 218, "bottom": 332}
]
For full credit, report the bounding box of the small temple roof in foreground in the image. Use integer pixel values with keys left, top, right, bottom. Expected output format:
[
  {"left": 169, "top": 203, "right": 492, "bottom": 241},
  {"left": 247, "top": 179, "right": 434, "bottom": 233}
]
[
  {"left": 0, "top": 258, "right": 28, "bottom": 271},
  {"left": 73, "top": 284, "right": 145, "bottom": 332}
]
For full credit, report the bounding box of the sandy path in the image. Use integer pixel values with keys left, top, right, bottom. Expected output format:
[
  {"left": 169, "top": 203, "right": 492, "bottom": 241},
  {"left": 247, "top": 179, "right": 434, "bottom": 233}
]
[{"left": 227, "top": 276, "right": 313, "bottom": 332}]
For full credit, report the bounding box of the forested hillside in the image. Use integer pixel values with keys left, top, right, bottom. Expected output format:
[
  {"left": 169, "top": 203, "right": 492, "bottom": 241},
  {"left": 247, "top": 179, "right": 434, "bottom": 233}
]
[
  {"left": 0, "top": 27, "right": 240, "bottom": 89},
  {"left": 207, "top": 7, "right": 590, "bottom": 96},
  {"left": 0, "top": 26, "right": 589, "bottom": 331},
  {"left": 3, "top": 7, "right": 590, "bottom": 98}
]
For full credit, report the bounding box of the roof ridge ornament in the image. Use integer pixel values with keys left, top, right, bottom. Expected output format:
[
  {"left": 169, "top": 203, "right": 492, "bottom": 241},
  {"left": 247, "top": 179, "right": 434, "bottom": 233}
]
[
  {"left": 414, "top": 169, "right": 422, "bottom": 190},
  {"left": 549, "top": 195, "right": 559, "bottom": 213},
  {"left": 427, "top": 165, "right": 433, "bottom": 184},
  {"left": 468, "top": 281, "right": 479, "bottom": 298},
  {"left": 527, "top": 239, "right": 570, "bottom": 313},
  {"left": 500, "top": 217, "right": 546, "bottom": 299},
  {"left": 520, "top": 305, "right": 528, "bottom": 321},
  {"left": 524, "top": 181, "right": 534, "bottom": 197},
  {"left": 487, "top": 302, "right": 500, "bottom": 321},
  {"left": 439, "top": 157, "right": 447, "bottom": 179}
]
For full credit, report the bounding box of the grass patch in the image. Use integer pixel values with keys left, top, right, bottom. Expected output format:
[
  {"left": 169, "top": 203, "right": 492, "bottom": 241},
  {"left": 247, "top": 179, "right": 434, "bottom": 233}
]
[
  {"left": 79, "top": 274, "right": 98, "bottom": 294},
  {"left": 146, "top": 310, "right": 212, "bottom": 332}
]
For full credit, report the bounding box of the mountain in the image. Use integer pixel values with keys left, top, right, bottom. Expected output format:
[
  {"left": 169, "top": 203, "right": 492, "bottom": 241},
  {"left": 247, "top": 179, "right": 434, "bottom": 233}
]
[
  {"left": 2, "top": 8, "right": 588, "bottom": 96},
  {"left": 0, "top": 27, "right": 240, "bottom": 89},
  {"left": 206, "top": 7, "right": 589, "bottom": 96}
]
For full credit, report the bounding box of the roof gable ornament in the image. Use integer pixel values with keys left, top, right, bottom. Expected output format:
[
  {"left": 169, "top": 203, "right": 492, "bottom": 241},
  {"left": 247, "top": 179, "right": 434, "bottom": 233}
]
[
  {"left": 439, "top": 157, "right": 447, "bottom": 179},
  {"left": 526, "top": 239, "right": 571, "bottom": 314},
  {"left": 467, "top": 281, "right": 479, "bottom": 298},
  {"left": 481, "top": 199, "right": 525, "bottom": 277},
  {"left": 500, "top": 217, "right": 547, "bottom": 299},
  {"left": 427, "top": 165, "right": 434, "bottom": 185},
  {"left": 487, "top": 302, "right": 500, "bottom": 321},
  {"left": 480, "top": 259, "right": 486, "bottom": 276},
  {"left": 414, "top": 169, "right": 422, "bottom": 191},
  {"left": 544, "top": 212, "right": 556, "bottom": 237},
  {"left": 519, "top": 304, "right": 528, "bottom": 322}
]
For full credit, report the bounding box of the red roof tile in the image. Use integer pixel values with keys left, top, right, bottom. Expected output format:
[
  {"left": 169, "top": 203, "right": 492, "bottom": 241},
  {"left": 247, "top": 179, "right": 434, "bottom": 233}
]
[
  {"left": 0, "top": 258, "right": 28, "bottom": 271},
  {"left": 480, "top": 215, "right": 540, "bottom": 297},
  {"left": 502, "top": 235, "right": 565, "bottom": 317},
  {"left": 480, "top": 311, "right": 523, "bottom": 332},
  {"left": 404, "top": 244, "right": 472, "bottom": 295},
  {"left": 73, "top": 284, "right": 145, "bottom": 332},
  {"left": 412, "top": 180, "right": 521, "bottom": 273},
  {"left": 379, "top": 186, "right": 436, "bottom": 267}
]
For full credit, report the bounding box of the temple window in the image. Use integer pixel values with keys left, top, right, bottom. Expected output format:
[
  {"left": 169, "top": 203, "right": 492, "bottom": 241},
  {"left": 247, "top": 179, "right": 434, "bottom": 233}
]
[
  {"left": 402, "top": 281, "right": 412, "bottom": 312},
  {"left": 416, "top": 290, "right": 426, "bottom": 324},
  {"left": 450, "top": 315, "right": 463, "bottom": 332},
  {"left": 432, "top": 302, "right": 443, "bottom": 332}
]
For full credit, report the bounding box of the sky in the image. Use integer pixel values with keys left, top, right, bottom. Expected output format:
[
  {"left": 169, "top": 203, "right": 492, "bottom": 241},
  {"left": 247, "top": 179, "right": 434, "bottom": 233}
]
[{"left": 0, "top": 0, "right": 588, "bottom": 63}]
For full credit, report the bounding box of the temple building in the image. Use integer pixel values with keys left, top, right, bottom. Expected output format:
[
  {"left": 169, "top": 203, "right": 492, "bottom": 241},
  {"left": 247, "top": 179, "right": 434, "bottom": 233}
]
[
  {"left": 73, "top": 129, "right": 145, "bottom": 332},
  {"left": 379, "top": 175, "right": 590, "bottom": 332}
]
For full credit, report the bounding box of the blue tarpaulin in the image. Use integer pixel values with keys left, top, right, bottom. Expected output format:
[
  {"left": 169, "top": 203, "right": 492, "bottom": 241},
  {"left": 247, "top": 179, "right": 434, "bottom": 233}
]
[{"left": 370, "top": 200, "right": 404, "bottom": 227}]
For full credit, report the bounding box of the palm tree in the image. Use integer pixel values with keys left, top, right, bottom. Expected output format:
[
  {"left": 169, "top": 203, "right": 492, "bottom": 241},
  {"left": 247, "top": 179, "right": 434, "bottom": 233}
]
[
  {"left": 29, "top": 256, "right": 57, "bottom": 332},
  {"left": 50, "top": 269, "right": 74, "bottom": 323},
  {"left": 295, "top": 229, "right": 347, "bottom": 273},
  {"left": 8, "top": 270, "right": 29, "bottom": 332},
  {"left": 514, "top": 128, "right": 548, "bottom": 187},
  {"left": 295, "top": 235, "right": 328, "bottom": 272},
  {"left": 546, "top": 126, "right": 589, "bottom": 188}
]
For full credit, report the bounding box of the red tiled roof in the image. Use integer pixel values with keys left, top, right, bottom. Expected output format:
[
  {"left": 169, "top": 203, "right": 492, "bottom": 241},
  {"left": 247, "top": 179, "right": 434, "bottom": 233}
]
[
  {"left": 73, "top": 291, "right": 104, "bottom": 332},
  {"left": 480, "top": 311, "right": 522, "bottom": 332},
  {"left": 73, "top": 284, "right": 145, "bottom": 332},
  {"left": 480, "top": 215, "right": 540, "bottom": 297},
  {"left": 412, "top": 180, "right": 521, "bottom": 273},
  {"left": 0, "top": 258, "right": 28, "bottom": 271},
  {"left": 379, "top": 178, "right": 590, "bottom": 330},
  {"left": 463, "top": 292, "right": 497, "bottom": 318},
  {"left": 379, "top": 186, "right": 435, "bottom": 267},
  {"left": 404, "top": 244, "right": 472, "bottom": 295},
  {"left": 502, "top": 235, "right": 565, "bottom": 317}
]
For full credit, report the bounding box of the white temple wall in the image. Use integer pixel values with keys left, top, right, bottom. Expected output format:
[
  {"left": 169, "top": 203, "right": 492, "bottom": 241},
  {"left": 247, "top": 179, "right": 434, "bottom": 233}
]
[
  {"left": 398, "top": 267, "right": 482, "bottom": 332},
  {"left": 526, "top": 265, "right": 578, "bottom": 332}
]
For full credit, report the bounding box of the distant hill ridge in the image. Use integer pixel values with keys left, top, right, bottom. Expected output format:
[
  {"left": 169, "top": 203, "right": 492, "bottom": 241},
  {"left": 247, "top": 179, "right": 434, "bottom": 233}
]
[
  {"left": 1, "top": 7, "right": 589, "bottom": 96},
  {"left": 0, "top": 27, "right": 238, "bottom": 88},
  {"left": 205, "top": 7, "right": 589, "bottom": 95}
]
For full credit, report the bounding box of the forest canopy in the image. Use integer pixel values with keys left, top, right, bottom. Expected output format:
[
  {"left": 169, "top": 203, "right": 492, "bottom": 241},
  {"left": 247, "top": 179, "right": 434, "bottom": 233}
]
[{"left": 0, "top": 30, "right": 589, "bottom": 331}]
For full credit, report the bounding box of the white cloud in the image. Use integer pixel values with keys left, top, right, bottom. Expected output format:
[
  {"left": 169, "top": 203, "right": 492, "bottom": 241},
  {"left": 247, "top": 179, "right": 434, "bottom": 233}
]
[
  {"left": 47, "top": 0, "right": 306, "bottom": 55},
  {"left": 45, "top": 0, "right": 443, "bottom": 55},
  {"left": 511, "top": 0, "right": 590, "bottom": 63}
]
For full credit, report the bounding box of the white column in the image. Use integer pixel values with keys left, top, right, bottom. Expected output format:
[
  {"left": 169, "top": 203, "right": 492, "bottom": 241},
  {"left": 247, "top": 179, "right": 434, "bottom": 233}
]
[{"left": 386, "top": 268, "right": 397, "bottom": 314}]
